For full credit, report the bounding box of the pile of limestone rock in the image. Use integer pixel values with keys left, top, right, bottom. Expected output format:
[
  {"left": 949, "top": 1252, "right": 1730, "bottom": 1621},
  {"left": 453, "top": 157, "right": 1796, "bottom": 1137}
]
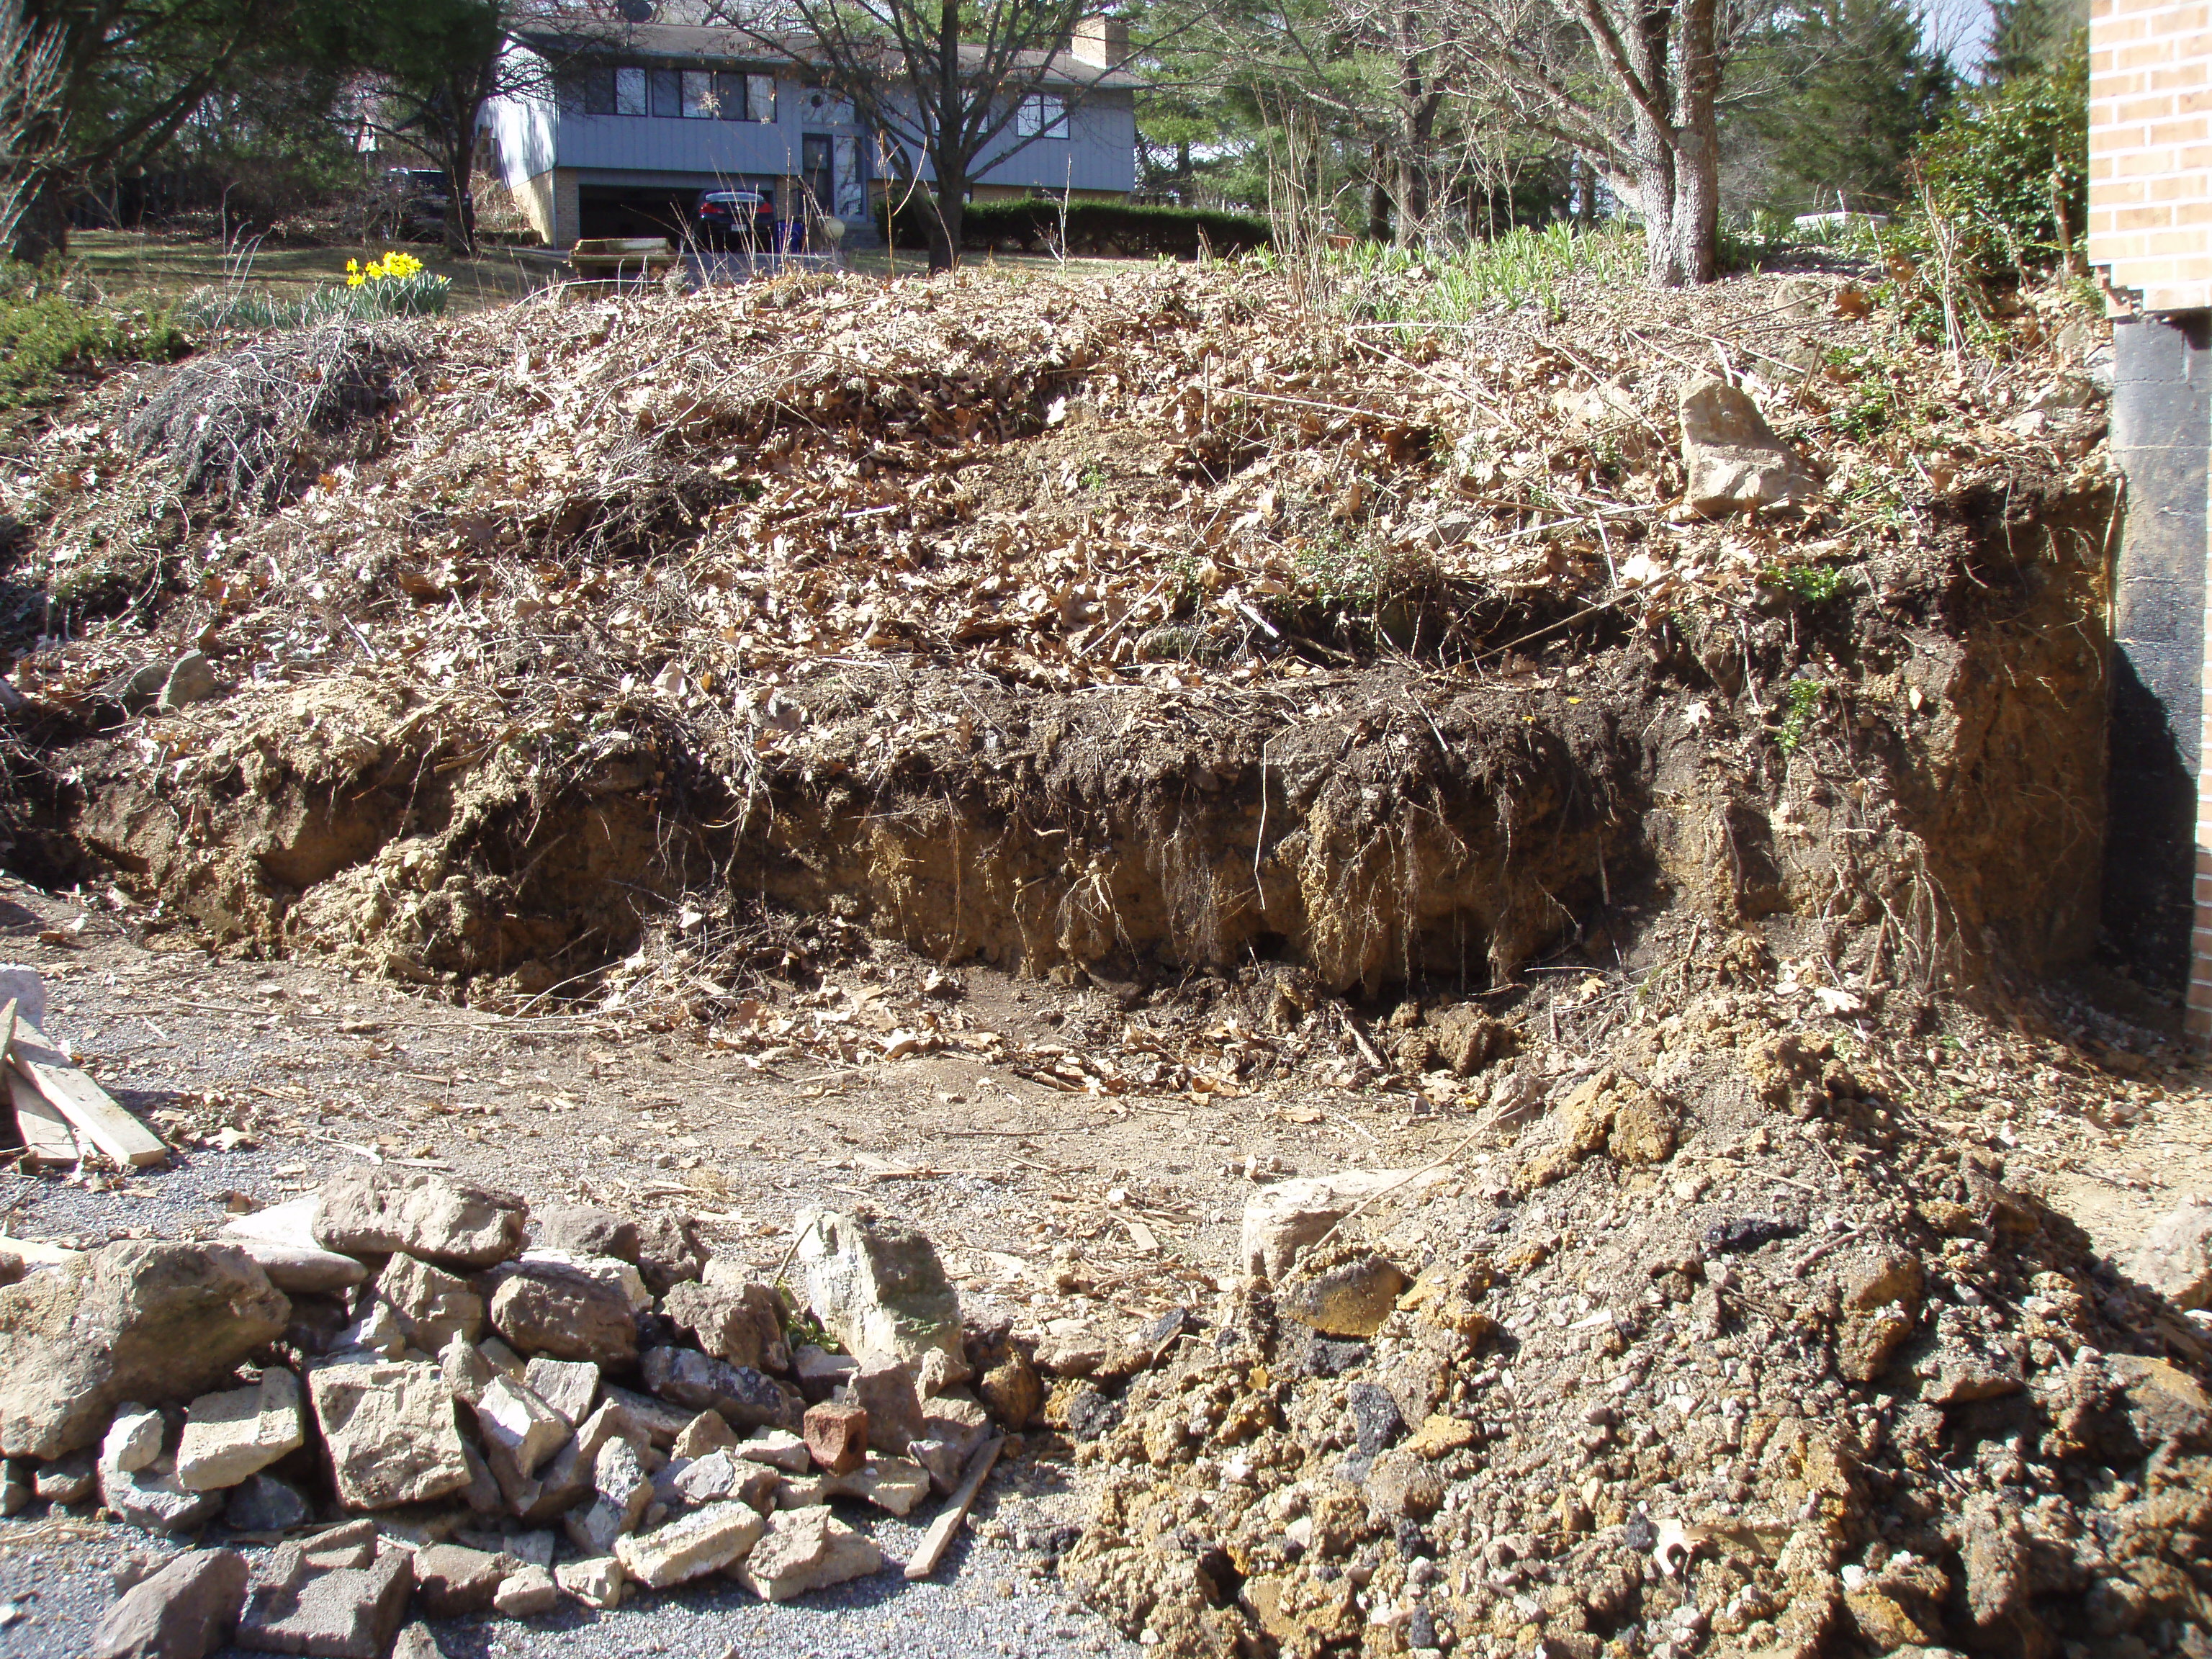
[{"left": 0, "top": 1166, "right": 1050, "bottom": 1658}]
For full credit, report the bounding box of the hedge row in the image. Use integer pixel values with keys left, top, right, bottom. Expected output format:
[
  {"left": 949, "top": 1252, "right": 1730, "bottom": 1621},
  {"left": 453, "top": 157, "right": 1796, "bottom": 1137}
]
[{"left": 876, "top": 197, "right": 1272, "bottom": 258}]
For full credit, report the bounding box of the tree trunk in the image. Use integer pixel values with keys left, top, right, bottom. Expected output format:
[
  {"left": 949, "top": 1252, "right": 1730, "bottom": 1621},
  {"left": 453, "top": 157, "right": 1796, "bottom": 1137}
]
[
  {"left": 925, "top": 177, "right": 962, "bottom": 272},
  {"left": 8, "top": 174, "right": 68, "bottom": 264},
  {"left": 1666, "top": 0, "right": 1719, "bottom": 283},
  {"left": 1367, "top": 160, "right": 1391, "bottom": 244}
]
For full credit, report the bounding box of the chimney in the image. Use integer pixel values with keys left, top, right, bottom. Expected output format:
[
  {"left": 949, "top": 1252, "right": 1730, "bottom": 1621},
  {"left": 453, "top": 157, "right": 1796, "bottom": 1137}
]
[{"left": 1069, "top": 14, "right": 1128, "bottom": 67}]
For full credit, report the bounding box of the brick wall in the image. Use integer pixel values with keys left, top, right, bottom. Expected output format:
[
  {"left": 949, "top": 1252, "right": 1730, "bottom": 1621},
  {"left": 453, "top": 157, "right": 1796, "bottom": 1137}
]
[{"left": 2088, "top": 0, "right": 2212, "bottom": 311}]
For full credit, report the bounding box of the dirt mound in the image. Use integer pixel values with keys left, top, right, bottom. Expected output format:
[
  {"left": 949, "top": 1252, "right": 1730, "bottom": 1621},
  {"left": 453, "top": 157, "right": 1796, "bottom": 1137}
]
[{"left": 1055, "top": 983, "right": 2212, "bottom": 1658}]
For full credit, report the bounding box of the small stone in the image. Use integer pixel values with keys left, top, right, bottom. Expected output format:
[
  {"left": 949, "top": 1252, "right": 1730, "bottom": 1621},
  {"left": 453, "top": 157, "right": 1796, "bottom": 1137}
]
[
  {"left": 847, "top": 1362, "right": 925, "bottom": 1453},
  {"left": 102, "top": 1455, "right": 226, "bottom": 1534},
  {"left": 2130, "top": 1197, "right": 2212, "bottom": 1310},
  {"left": 176, "top": 1368, "right": 305, "bottom": 1492},
  {"left": 804, "top": 1401, "right": 868, "bottom": 1475},
  {"left": 1678, "top": 374, "right": 1818, "bottom": 516},
  {"left": 555, "top": 1555, "right": 626, "bottom": 1610},
  {"left": 1400, "top": 1414, "right": 1477, "bottom": 1461},
  {"left": 492, "top": 1565, "right": 559, "bottom": 1617},
  {"left": 438, "top": 1334, "right": 493, "bottom": 1406},
  {"left": 236, "top": 1543, "right": 411, "bottom": 1659},
  {"left": 531, "top": 1205, "right": 641, "bottom": 1264},
  {"left": 565, "top": 1496, "right": 635, "bottom": 1558},
  {"left": 613, "top": 1501, "right": 765, "bottom": 1588},
  {"left": 302, "top": 1519, "right": 379, "bottom": 1568},
  {"left": 734, "top": 1427, "right": 812, "bottom": 1473},
  {"left": 390, "top": 1624, "right": 446, "bottom": 1659},
  {"left": 1, "top": 1458, "right": 30, "bottom": 1514},
  {"left": 487, "top": 1262, "right": 637, "bottom": 1365},
  {"left": 225, "top": 1473, "right": 311, "bottom": 1533},
  {"left": 673, "top": 1410, "right": 739, "bottom": 1460},
  {"left": 411, "top": 1545, "right": 511, "bottom": 1617},
  {"left": 313, "top": 1166, "right": 526, "bottom": 1269},
  {"left": 90, "top": 1547, "right": 248, "bottom": 1659},
  {"left": 922, "top": 1392, "right": 992, "bottom": 1464},
  {"left": 1280, "top": 1255, "right": 1408, "bottom": 1339},
  {"left": 737, "top": 1505, "right": 884, "bottom": 1601},
  {"left": 159, "top": 652, "right": 221, "bottom": 709},
  {"left": 105, "top": 1406, "right": 168, "bottom": 1474},
  {"left": 665, "top": 1277, "right": 790, "bottom": 1371},
  {"left": 35, "top": 1447, "right": 96, "bottom": 1503},
  {"left": 371, "top": 1254, "right": 483, "bottom": 1353},
  {"left": 669, "top": 1449, "right": 736, "bottom": 1504},
  {"left": 817, "top": 1452, "right": 932, "bottom": 1516},
  {"left": 792, "top": 1345, "right": 856, "bottom": 1402},
  {"left": 1346, "top": 1382, "right": 1404, "bottom": 1457},
  {"left": 306, "top": 1358, "right": 472, "bottom": 1511},
  {"left": 795, "top": 1208, "right": 963, "bottom": 1374},
  {"left": 632, "top": 1213, "right": 708, "bottom": 1295},
  {"left": 640, "top": 1346, "right": 800, "bottom": 1429},
  {"left": 520, "top": 1398, "right": 646, "bottom": 1523},
  {"left": 979, "top": 1354, "right": 1043, "bottom": 1428},
  {"left": 1367, "top": 1449, "right": 1444, "bottom": 1519},
  {"left": 517, "top": 1249, "right": 651, "bottom": 1313},
  {"left": 1030, "top": 1330, "right": 1110, "bottom": 1377},
  {"left": 475, "top": 1375, "right": 567, "bottom": 1478},
  {"left": 522, "top": 1357, "right": 599, "bottom": 1427},
  {"left": 907, "top": 1438, "right": 962, "bottom": 1493},
  {"left": 1241, "top": 1170, "right": 1444, "bottom": 1280},
  {"left": 505, "top": 1531, "right": 557, "bottom": 1568},
  {"left": 215, "top": 1205, "right": 369, "bottom": 1298},
  {"left": 595, "top": 1434, "right": 652, "bottom": 1529}
]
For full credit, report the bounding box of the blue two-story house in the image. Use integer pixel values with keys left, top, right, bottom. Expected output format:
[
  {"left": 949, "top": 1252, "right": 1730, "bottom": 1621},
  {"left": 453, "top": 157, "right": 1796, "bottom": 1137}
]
[{"left": 488, "top": 19, "right": 1138, "bottom": 248}]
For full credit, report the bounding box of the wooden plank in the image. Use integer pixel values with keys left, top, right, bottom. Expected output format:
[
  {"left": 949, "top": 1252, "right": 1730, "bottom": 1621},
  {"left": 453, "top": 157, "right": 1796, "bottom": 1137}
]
[
  {"left": 9, "top": 1017, "right": 166, "bottom": 1169},
  {"left": 9, "top": 1066, "right": 78, "bottom": 1168},
  {"left": 904, "top": 1436, "right": 1003, "bottom": 1581}
]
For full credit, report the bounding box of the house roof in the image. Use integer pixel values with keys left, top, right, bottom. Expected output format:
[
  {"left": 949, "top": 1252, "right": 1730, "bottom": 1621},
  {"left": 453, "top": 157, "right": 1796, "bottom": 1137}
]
[{"left": 515, "top": 20, "right": 1140, "bottom": 89}]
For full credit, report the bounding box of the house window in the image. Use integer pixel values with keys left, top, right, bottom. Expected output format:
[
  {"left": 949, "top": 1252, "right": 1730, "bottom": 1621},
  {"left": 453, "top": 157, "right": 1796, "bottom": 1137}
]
[
  {"left": 746, "top": 73, "right": 776, "bottom": 122},
  {"left": 681, "top": 69, "right": 722, "bottom": 117},
  {"left": 614, "top": 66, "right": 647, "bottom": 116},
  {"left": 559, "top": 66, "right": 616, "bottom": 115},
  {"left": 715, "top": 71, "right": 747, "bottom": 120},
  {"left": 1014, "top": 93, "right": 1066, "bottom": 138},
  {"left": 650, "top": 68, "right": 682, "bottom": 117}
]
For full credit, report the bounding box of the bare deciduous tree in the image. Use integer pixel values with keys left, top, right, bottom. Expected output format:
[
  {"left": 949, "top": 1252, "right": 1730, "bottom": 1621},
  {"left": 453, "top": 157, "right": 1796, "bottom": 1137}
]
[{"left": 706, "top": 0, "right": 1129, "bottom": 271}]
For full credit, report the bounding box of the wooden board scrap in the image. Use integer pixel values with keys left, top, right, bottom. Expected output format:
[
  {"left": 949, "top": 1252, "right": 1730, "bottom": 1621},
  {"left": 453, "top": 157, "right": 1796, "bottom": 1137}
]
[
  {"left": 8, "top": 1067, "right": 78, "bottom": 1168},
  {"left": 904, "top": 1436, "right": 1003, "bottom": 1581},
  {"left": 9, "top": 1017, "right": 166, "bottom": 1168}
]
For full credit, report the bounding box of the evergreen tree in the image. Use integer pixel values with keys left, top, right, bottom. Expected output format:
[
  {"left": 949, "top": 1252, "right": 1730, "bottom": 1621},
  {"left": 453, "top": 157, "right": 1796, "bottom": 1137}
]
[{"left": 1985, "top": 0, "right": 2086, "bottom": 81}]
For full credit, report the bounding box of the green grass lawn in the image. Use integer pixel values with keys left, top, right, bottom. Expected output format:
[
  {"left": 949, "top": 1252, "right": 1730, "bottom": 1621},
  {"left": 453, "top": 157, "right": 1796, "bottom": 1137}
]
[{"left": 68, "top": 229, "right": 557, "bottom": 315}]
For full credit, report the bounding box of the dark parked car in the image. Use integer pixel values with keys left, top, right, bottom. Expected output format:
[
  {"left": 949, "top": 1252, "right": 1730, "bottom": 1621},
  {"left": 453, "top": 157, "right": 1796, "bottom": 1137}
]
[
  {"left": 381, "top": 169, "right": 472, "bottom": 240},
  {"left": 695, "top": 189, "right": 773, "bottom": 248}
]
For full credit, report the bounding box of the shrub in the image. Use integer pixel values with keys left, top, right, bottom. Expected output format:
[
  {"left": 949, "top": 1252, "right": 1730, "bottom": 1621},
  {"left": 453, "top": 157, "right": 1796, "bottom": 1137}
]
[
  {"left": 1913, "top": 37, "right": 2087, "bottom": 274},
  {"left": 877, "top": 197, "right": 1271, "bottom": 258},
  {"left": 184, "top": 249, "right": 452, "bottom": 333},
  {"left": 0, "top": 264, "right": 189, "bottom": 410}
]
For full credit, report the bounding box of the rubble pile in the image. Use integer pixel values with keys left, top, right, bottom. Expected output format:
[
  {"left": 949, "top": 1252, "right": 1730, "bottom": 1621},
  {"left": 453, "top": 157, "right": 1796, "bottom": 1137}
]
[
  {"left": 1043, "top": 987, "right": 2212, "bottom": 1658},
  {"left": 0, "top": 1173, "right": 1048, "bottom": 1658}
]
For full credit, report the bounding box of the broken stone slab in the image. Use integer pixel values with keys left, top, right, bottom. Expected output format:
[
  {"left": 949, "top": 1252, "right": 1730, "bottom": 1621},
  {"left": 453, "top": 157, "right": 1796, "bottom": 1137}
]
[
  {"left": 437, "top": 1334, "right": 493, "bottom": 1406},
  {"left": 737, "top": 1505, "right": 884, "bottom": 1601},
  {"left": 673, "top": 1410, "right": 738, "bottom": 1460},
  {"left": 781, "top": 1453, "right": 932, "bottom": 1516},
  {"left": 176, "top": 1368, "right": 305, "bottom": 1491},
  {"left": 979, "top": 1352, "right": 1043, "bottom": 1429},
  {"left": 301, "top": 1519, "right": 379, "bottom": 1568},
  {"left": 522, "top": 1357, "right": 598, "bottom": 1427},
  {"left": 235, "top": 1542, "right": 411, "bottom": 1659},
  {"left": 733, "top": 1426, "right": 811, "bottom": 1473},
  {"left": 485, "top": 1260, "right": 637, "bottom": 1365},
  {"left": 225, "top": 1472, "right": 311, "bottom": 1533},
  {"left": 1240, "top": 1171, "right": 1446, "bottom": 1282},
  {"left": 492, "top": 1564, "right": 558, "bottom": 1617},
  {"left": 1678, "top": 373, "right": 1819, "bottom": 517},
  {"left": 848, "top": 1362, "right": 926, "bottom": 1454},
  {"left": 613, "top": 1501, "right": 765, "bottom": 1588},
  {"left": 598, "top": 1384, "right": 696, "bottom": 1446},
  {"left": 633, "top": 1213, "right": 708, "bottom": 1295},
  {"left": 796, "top": 1208, "right": 964, "bottom": 1376},
  {"left": 2129, "top": 1196, "right": 2212, "bottom": 1310},
  {"left": 907, "top": 1438, "right": 961, "bottom": 1494},
  {"left": 554, "top": 1555, "right": 625, "bottom": 1611},
  {"left": 0, "top": 1241, "right": 291, "bottom": 1460},
  {"left": 2, "top": 1458, "right": 32, "bottom": 1514},
  {"left": 474, "top": 1374, "right": 567, "bottom": 1479},
  {"left": 390, "top": 1624, "right": 445, "bottom": 1659},
  {"left": 372, "top": 1254, "right": 483, "bottom": 1353},
  {"left": 595, "top": 1434, "right": 652, "bottom": 1527},
  {"left": 922, "top": 1392, "right": 992, "bottom": 1465},
  {"left": 641, "top": 1345, "right": 801, "bottom": 1430},
  {"left": 159, "top": 652, "right": 222, "bottom": 710},
  {"left": 664, "top": 1277, "right": 791, "bottom": 1371},
  {"left": 313, "top": 1166, "right": 526, "bottom": 1270},
  {"left": 531, "top": 1204, "right": 641, "bottom": 1264},
  {"left": 91, "top": 1546, "right": 248, "bottom": 1659},
  {"left": 107, "top": 1404, "right": 168, "bottom": 1473},
  {"left": 410, "top": 1544, "right": 511, "bottom": 1617},
  {"left": 518, "top": 1398, "right": 649, "bottom": 1524},
  {"left": 792, "top": 1344, "right": 856, "bottom": 1403},
  {"left": 335, "top": 1298, "right": 407, "bottom": 1362},
  {"left": 665, "top": 1449, "right": 760, "bottom": 1509},
  {"left": 307, "top": 1358, "right": 472, "bottom": 1510},
  {"left": 101, "top": 1446, "right": 227, "bottom": 1534},
  {"left": 35, "top": 1446, "right": 94, "bottom": 1503},
  {"left": 518, "top": 1248, "right": 651, "bottom": 1313},
  {"left": 218, "top": 1200, "right": 369, "bottom": 1297}
]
